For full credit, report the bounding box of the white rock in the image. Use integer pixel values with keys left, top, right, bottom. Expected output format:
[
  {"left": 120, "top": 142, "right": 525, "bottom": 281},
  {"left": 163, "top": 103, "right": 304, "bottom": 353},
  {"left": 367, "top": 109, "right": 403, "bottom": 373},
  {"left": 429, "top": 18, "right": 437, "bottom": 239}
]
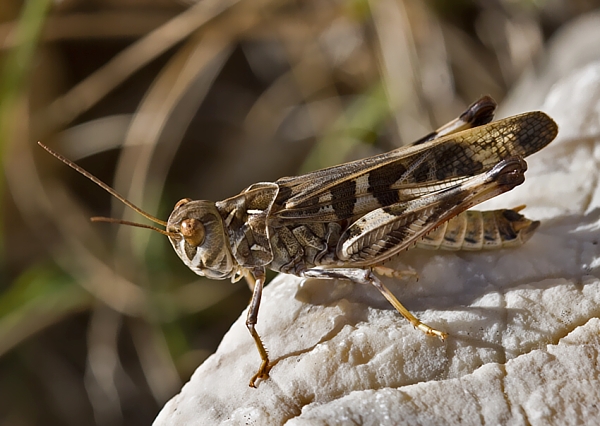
[{"left": 155, "top": 66, "right": 600, "bottom": 426}]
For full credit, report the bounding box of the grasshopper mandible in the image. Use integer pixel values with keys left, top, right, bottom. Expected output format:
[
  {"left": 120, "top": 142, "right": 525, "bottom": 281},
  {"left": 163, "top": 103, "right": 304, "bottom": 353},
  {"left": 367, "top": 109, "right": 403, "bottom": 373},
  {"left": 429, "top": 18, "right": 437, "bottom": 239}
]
[{"left": 39, "top": 96, "right": 558, "bottom": 387}]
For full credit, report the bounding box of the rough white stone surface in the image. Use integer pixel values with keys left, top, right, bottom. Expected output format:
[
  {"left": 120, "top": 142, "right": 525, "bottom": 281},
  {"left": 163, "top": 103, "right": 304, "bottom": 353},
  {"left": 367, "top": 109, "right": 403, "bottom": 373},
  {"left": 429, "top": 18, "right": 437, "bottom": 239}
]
[{"left": 155, "top": 63, "right": 600, "bottom": 425}]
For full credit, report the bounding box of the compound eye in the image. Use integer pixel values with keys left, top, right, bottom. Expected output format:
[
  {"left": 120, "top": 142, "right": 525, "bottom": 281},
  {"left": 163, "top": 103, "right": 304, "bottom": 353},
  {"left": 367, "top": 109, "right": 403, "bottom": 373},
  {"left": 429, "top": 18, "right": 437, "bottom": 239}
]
[
  {"left": 180, "top": 218, "right": 205, "bottom": 247},
  {"left": 174, "top": 198, "right": 193, "bottom": 210}
]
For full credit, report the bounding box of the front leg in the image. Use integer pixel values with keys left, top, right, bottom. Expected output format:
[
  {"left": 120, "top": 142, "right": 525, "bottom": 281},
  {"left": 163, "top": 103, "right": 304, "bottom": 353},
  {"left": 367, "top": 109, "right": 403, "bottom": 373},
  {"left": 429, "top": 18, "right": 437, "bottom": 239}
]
[
  {"left": 302, "top": 268, "right": 447, "bottom": 340},
  {"left": 245, "top": 267, "right": 271, "bottom": 388}
]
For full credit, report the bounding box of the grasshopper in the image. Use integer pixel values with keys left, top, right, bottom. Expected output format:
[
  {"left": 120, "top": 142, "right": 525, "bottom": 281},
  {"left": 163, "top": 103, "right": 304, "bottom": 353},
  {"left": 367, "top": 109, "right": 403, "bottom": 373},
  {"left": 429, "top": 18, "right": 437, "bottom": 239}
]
[{"left": 39, "top": 96, "right": 558, "bottom": 387}]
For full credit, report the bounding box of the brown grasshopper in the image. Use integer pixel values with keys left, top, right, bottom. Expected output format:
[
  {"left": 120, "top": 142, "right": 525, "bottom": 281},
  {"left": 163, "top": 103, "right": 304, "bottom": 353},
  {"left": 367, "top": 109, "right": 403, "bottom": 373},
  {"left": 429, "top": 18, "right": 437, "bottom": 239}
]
[{"left": 39, "top": 96, "right": 558, "bottom": 387}]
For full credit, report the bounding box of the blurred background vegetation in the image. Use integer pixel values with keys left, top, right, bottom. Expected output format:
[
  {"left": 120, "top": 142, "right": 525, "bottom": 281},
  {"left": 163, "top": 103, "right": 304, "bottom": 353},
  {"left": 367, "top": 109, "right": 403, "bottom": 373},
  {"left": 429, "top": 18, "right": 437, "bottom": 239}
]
[{"left": 0, "top": 0, "right": 598, "bottom": 424}]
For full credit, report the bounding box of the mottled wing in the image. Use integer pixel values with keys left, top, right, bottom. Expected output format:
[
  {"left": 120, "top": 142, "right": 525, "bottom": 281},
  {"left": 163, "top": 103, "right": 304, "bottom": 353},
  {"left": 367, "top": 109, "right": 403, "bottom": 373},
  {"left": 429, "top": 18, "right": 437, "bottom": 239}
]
[
  {"left": 273, "top": 112, "right": 557, "bottom": 223},
  {"left": 336, "top": 157, "right": 528, "bottom": 266}
]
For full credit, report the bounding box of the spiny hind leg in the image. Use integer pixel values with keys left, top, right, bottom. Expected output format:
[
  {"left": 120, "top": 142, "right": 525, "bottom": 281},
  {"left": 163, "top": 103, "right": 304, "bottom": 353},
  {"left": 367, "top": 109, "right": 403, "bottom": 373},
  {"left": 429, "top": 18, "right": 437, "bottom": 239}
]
[{"left": 302, "top": 268, "right": 447, "bottom": 340}]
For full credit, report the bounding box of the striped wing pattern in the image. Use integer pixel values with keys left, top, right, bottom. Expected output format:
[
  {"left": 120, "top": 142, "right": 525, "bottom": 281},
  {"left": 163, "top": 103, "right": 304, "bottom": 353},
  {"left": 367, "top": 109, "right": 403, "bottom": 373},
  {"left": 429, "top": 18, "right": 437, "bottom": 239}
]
[{"left": 272, "top": 112, "right": 557, "bottom": 224}]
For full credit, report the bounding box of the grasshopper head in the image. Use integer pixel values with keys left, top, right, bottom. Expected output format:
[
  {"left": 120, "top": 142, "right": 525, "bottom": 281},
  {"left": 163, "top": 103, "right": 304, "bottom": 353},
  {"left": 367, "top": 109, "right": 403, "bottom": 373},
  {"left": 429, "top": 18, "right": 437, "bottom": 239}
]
[
  {"left": 167, "top": 198, "right": 235, "bottom": 280},
  {"left": 36, "top": 143, "right": 236, "bottom": 280}
]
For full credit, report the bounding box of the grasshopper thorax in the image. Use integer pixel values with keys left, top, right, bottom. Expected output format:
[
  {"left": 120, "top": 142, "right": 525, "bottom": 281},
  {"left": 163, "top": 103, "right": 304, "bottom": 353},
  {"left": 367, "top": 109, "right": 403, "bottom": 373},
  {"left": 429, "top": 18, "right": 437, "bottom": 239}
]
[{"left": 167, "top": 198, "right": 235, "bottom": 280}]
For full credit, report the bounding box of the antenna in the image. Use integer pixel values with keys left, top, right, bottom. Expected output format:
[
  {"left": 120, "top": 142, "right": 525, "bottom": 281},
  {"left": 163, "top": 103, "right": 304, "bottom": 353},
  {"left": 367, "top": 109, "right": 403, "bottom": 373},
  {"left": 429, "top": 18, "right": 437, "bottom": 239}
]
[{"left": 38, "top": 141, "right": 177, "bottom": 237}]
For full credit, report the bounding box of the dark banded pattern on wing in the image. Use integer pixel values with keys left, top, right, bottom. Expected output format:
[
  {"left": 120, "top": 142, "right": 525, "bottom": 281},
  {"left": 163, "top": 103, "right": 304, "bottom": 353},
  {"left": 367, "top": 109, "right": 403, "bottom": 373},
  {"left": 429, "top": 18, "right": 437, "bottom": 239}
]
[
  {"left": 272, "top": 111, "right": 557, "bottom": 223},
  {"left": 335, "top": 158, "right": 529, "bottom": 266}
]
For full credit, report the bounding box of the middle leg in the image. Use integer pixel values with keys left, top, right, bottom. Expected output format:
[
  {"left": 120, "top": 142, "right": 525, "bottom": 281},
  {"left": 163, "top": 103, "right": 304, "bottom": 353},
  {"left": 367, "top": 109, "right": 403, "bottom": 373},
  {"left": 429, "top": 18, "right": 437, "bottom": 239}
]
[{"left": 302, "top": 268, "right": 447, "bottom": 340}]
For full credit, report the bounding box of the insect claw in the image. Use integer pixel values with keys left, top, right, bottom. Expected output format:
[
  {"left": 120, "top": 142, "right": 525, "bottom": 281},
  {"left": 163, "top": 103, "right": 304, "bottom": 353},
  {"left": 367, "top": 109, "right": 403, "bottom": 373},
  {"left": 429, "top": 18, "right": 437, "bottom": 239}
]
[
  {"left": 249, "top": 362, "right": 271, "bottom": 388},
  {"left": 415, "top": 323, "right": 447, "bottom": 341}
]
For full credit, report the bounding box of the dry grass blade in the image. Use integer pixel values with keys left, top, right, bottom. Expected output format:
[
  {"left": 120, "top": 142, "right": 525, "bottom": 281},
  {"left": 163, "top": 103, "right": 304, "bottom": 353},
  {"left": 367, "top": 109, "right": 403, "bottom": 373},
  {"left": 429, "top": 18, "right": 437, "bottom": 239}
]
[
  {"left": 36, "top": 0, "right": 243, "bottom": 134},
  {"left": 370, "top": 0, "right": 429, "bottom": 142},
  {"left": 0, "top": 11, "right": 176, "bottom": 48}
]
